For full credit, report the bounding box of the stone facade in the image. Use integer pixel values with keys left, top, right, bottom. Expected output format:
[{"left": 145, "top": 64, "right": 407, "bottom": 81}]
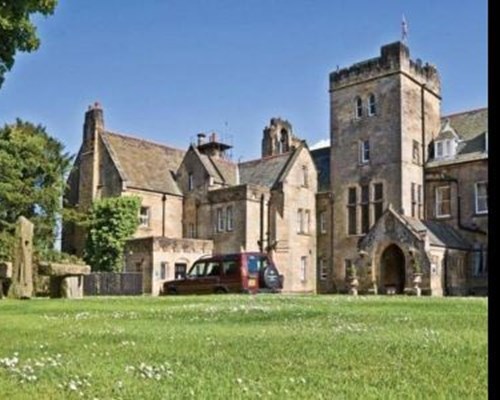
[{"left": 63, "top": 41, "right": 487, "bottom": 296}]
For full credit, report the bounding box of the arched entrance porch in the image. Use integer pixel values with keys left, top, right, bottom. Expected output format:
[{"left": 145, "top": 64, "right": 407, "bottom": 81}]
[{"left": 380, "top": 244, "right": 406, "bottom": 294}]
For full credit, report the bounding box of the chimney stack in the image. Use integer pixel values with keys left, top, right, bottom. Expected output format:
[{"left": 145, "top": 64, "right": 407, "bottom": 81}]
[
  {"left": 83, "top": 102, "right": 104, "bottom": 151},
  {"left": 197, "top": 133, "right": 206, "bottom": 146}
]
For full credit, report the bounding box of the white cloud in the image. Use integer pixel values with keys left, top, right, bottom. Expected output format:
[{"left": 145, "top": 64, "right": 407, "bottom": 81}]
[{"left": 309, "top": 139, "right": 330, "bottom": 150}]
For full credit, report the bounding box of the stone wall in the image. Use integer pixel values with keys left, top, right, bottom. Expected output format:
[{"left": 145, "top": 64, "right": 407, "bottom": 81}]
[
  {"left": 271, "top": 147, "right": 317, "bottom": 293},
  {"left": 123, "top": 189, "right": 183, "bottom": 239}
]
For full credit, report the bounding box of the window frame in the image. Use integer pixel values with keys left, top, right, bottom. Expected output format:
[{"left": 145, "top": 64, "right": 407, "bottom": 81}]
[
  {"left": 139, "top": 206, "right": 150, "bottom": 228},
  {"left": 160, "top": 262, "right": 168, "bottom": 280},
  {"left": 188, "top": 172, "right": 194, "bottom": 191},
  {"left": 435, "top": 185, "right": 451, "bottom": 218},
  {"left": 367, "top": 93, "right": 376, "bottom": 117},
  {"left": 359, "top": 139, "right": 370, "bottom": 164},
  {"left": 216, "top": 208, "right": 225, "bottom": 232},
  {"left": 300, "top": 256, "right": 307, "bottom": 282},
  {"left": 373, "top": 182, "right": 384, "bottom": 222},
  {"left": 301, "top": 166, "right": 309, "bottom": 187},
  {"left": 360, "top": 184, "right": 370, "bottom": 234},
  {"left": 475, "top": 182, "right": 488, "bottom": 215},
  {"left": 347, "top": 187, "right": 357, "bottom": 235},
  {"left": 226, "top": 206, "right": 234, "bottom": 231},
  {"left": 354, "top": 97, "right": 363, "bottom": 119},
  {"left": 435, "top": 141, "right": 444, "bottom": 159},
  {"left": 297, "top": 208, "right": 303, "bottom": 234},
  {"left": 319, "top": 211, "right": 327, "bottom": 234}
]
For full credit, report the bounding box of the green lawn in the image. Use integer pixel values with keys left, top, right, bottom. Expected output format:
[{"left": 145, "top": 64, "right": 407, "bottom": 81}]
[{"left": 0, "top": 295, "right": 487, "bottom": 399}]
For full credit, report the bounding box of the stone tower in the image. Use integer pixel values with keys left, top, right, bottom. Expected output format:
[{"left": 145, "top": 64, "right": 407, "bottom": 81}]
[
  {"left": 329, "top": 42, "right": 441, "bottom": 290},
  {"left": 261, "top": 117, "right": 302, "bottom": 157}
]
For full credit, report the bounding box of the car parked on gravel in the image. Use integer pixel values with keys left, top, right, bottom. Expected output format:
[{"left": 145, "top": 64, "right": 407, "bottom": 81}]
[{"left": 162, "top": 252, "right": 283, "bottom": 295}]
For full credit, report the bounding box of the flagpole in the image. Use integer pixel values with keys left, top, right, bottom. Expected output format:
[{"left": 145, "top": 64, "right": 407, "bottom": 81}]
[{"left": 402, "top": 14, "right": 408, "bottom": 44}]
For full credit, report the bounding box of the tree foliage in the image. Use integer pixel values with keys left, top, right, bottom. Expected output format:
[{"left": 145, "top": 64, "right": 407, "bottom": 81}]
[
  {"left": 0, "top": 0, "right": 58, "bottom": 88},
  {"left": 84, "top": 196, "right": 141, "bottom": 272},
  {"left": 0, "top": 119, "right": 72, "bottom": 259}
]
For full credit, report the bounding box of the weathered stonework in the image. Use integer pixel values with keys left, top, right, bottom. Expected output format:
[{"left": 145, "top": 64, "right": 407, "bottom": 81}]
[{"left": 63, "top": 41, "right": 487, "bottom": 297}]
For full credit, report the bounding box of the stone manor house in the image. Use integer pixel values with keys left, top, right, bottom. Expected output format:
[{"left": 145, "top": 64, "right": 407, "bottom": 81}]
[{"left": 62, "top": 41, "right": 488, "bottom": 296}]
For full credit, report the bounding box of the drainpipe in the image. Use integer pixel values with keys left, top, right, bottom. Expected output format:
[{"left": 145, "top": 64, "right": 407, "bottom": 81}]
[
  {"left": 162, "top": 193, "right": 166, "bottom": 237},
  {"left": 425, "top": 176, "right": 487, "bottom": 235},
  {"left": 443, "top": 249, "right": 449, "bottom": 296},
  {"left": 329, "top": 193, "right": 335, "bottom": 292},
  {"left": 259, "top": 194, "right": 265, "bottom": 252},
  {"left": 420, "top": 84, "right": 427, "bottom": 219}
]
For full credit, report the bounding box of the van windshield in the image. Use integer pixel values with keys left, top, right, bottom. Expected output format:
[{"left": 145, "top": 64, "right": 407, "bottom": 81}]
[{"left": 247, "top": 255, "right": 269, "bottom": 274}]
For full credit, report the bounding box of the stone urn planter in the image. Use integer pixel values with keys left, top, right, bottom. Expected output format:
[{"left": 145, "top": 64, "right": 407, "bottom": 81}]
[
  {"left": 413, "top": 272, "right": 423, "bottom": 296},
  {"left": 348, "top": 276, "right": 359, "bottom": 296}
]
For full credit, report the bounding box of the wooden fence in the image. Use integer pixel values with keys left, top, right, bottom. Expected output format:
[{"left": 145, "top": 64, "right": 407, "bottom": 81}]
[{"left": 83, "top": 272, "right": 143, "bottom": 296}]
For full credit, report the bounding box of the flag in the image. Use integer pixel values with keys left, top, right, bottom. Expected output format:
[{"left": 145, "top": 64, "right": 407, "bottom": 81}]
[{"left": 402, "top": 14, "right": 408, "bottom": 42}]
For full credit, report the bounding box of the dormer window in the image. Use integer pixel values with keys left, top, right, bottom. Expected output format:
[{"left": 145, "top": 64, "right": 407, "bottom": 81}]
[
  {"left": 434, "top": 139, "right": 456, "bottom": 160},
  {"left": 367, "top": 94, "right": 376, "bottom": 116},
  {"left": 354, "top": 97, "right": 363, "bottom": 119}
]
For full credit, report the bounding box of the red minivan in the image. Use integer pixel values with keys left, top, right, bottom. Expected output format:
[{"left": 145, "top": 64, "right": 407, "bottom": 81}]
[{"left": 162, "top": 252, "right": 283, "bottom": 295}]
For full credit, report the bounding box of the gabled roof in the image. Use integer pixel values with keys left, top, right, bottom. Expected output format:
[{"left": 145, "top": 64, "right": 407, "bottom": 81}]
[
  {"left": 311, "top": 146, "right": 330, "bottom": 192},
  {"left": 435, "top": 119, "right": 460, "bottom": 141},
  {"left": 238, "top": 152, "right": 293, "bottom": 188},
  {"left": 428, "top": 108, "right": 488, "bottom": 167},
  {"left": 399, "top": 215, "right": 471, "bottom": 249},
  {"left": 359, "top": 207, "right": 472, "bottom": 252},
  {"left": 101, "top": 131, "right": 185, "bottom": 195},
  {"left": 189, "top": 145, "right": 238, "bottom": 186}
]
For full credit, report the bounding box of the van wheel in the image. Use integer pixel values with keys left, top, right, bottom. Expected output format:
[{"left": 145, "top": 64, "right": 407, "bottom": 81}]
[
  {"left": 214, "top": 287, "right": 228, "bottom": 294},
  {"left": 167, "top": 287, "right": 178, "bottom": 295}
]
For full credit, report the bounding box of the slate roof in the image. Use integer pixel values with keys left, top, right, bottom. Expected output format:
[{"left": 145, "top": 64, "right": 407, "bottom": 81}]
[
  {"left": 427, "top": 108, "right": 488, "bottom": 167},
  {"left": 211, "top": 158, "right": 238, "bottom": 185},
  {"left": 399, "top": 214, "right": 471, "bottom": 249},
  {"left": 239, "top": 152, "right": 293, "bottom": 188},
  {"left": 311, "top": 146, "right": 330, "bottom": 192},
  {"left": 190, "top": 146, "right": 238, "bottom": 185},
  {"left": 101, "top": 131, "right": 185, "bottom": 195}
]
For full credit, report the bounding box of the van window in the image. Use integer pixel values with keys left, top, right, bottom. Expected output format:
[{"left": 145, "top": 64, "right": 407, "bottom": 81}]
[
  {"left": 205, "top": 262, "right": 222, "bottom": 276},
  {"left": 223, "top": 261, "right": 239, "bottom": 276},
  {"left": 247, "top": 255, "right": 269, "bottom": 274}
]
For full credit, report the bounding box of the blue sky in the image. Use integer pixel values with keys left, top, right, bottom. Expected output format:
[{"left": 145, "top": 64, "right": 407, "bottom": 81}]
[{"left": 0, "top": 0, "right": 487, "bottom": 161}]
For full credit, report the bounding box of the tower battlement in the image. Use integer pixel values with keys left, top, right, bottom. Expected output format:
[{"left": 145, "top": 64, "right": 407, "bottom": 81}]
[{"left": 330, "top": 42, "right": 440, "bottom": 95}]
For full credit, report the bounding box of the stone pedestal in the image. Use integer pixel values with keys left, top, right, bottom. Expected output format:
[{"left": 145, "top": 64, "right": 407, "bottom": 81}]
[{"left": 38, "top": 262, "right": 90, "bottom": 299}]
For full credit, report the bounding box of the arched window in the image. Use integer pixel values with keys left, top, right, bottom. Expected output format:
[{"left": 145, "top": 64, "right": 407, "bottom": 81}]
[
  {"left": 368, "top": 93, "right": 376, "bottom": 116},
  {"left": 354, "top": 97, "right": 363, "bottom": 119},
  {"left": 280, "top": 129, "right": 289, "bottom": 153}
]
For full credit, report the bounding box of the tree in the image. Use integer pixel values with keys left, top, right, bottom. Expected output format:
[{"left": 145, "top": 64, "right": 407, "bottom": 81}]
[
  {"left": 84, "top": 196, "right": 141, "bottom": 272},
  {"left": 0, "top": 119, "right": 72, "bottom": 259},
  {"left": 0, "top": 0, "right": 58, "bottom": 88}
]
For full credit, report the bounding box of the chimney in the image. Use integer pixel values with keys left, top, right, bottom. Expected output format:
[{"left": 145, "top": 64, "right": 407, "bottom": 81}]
[
  {"left": 83, "top": 102, "right": 104, "bottom": 152},
  {"left": 197, "top": 133, "right": 206, "bottom": 146}
]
